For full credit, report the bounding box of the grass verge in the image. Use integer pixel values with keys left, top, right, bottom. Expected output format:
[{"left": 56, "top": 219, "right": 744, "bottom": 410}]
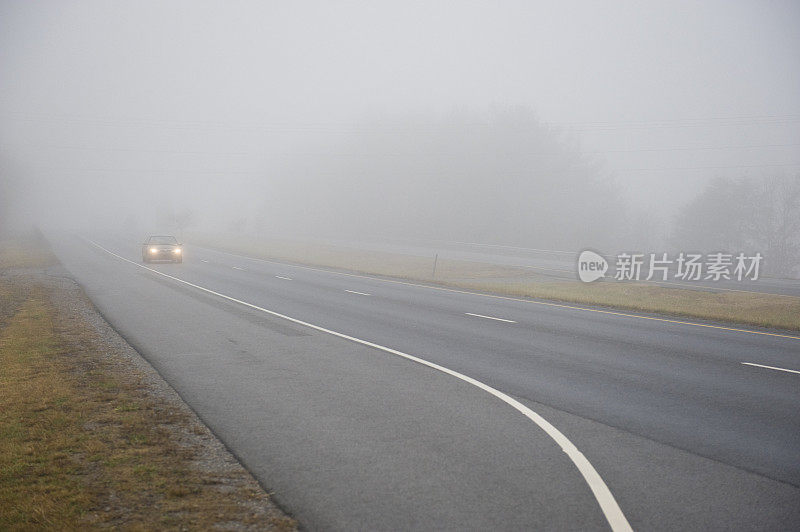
[
  {"left": 0, "top": 235, "right": 296, "bottom": 530},
  {"left": 191, "top": 233, "right": 800, "bottom": 332}
]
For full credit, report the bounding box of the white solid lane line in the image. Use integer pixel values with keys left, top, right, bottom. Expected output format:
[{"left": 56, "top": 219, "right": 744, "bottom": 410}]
[
  {"left": 465, "top": 312, "right": 517, "bottom": 323},
  {"left": 275, "top": 275, "right": 292, "bottom": 281},
  {"left": 742, "top": 362, "right": 800, "bottom": 375},
  {"left": 88, "top": 238, "right": 631, "bottom": 532},
  {"left": 232, "top": 266, "right": 245, "bottom": 271},
  {"left": 345, "top": 289, "right": 371, "bottom": 296}
]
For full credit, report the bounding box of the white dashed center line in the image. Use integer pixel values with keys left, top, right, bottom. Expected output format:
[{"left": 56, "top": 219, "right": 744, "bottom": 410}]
[
  {"left": 275, "top": 275, "right": 292, "bottom": 281},
  {"left": 742, "top": 362, "right": 800, "bottom": 375},
  {"left": 465, "top": 312, "right": 516, "bottom": 323},
  {"left": 232, "top": 266, "right": 244, "bottom": 271},
  {"left": 200, "top": 259, "right": 209, "bottom": 263},
  {"left": 345, "top": 289, "right": 371, "bottom": 296}
]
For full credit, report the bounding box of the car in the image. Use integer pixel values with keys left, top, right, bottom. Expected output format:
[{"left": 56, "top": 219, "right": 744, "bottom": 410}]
[{"left": 142, "top": 235, "right": 183, "bottom": 263}]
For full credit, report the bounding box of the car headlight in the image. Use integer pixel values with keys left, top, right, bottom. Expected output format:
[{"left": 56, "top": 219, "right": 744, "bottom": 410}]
[
  {"left": 173, "top": 248, "right": 181, "bottom": 254},
  {"left": 150, "top": 247, "right": 158, "bottom": 253}
]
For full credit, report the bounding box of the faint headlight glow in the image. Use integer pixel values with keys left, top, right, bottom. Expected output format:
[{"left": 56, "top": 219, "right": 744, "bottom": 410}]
[
  {"left": 150, "top": 247, "right": 157, "bottom": 253},
  {"left": 173, "top": 248, "right": 181, "bottom": 254}
]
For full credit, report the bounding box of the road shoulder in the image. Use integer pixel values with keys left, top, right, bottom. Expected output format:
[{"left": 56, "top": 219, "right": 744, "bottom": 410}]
[{"left": 0, "top": 236, "right": 297, "bottom": 529}]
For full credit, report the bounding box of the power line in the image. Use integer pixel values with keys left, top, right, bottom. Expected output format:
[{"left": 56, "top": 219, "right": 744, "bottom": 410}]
[
  {"left": 0, "top": 143, "right": 253, "bottom": 156},
  {"left": 556, "top": 119, "right": 800, "bottom": 132},
  {"left": 585, "top": 143, "right": 800, "bottom": 154},
  {"left": 33, "top": 162, "right": 800, "bottom": 175},
  {"left": 3, "top": 111, "right": 800, "bottom": 132},
  {"left": 3, "top": 141, "right": 799, "bottom": 157},
  {"left": 615, "top": 163, "right": 800, "bottom": 171},
  {"left": 548, "top": 113, "right": 800, "bottom": 126},
  {"left": 35, "top": 167, "right": 266, "bottom": 175}
]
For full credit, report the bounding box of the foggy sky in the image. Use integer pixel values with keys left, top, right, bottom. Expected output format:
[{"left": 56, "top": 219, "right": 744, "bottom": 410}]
[{"left": 1, "top": 0, "right": 799, "bottom": 242}]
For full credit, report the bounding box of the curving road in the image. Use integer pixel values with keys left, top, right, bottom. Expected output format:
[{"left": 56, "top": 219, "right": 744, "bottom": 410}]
[{"left": 48, "top": 233, "right": 800, "bottom": 530}]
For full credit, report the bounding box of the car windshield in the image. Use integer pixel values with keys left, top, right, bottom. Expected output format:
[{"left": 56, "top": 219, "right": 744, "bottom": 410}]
[{"left": 148, "top": 236, "right": 178, "bottom": 245}]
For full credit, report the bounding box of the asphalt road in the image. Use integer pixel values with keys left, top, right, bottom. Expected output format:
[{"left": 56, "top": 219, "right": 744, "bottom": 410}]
[{"left": 49, "top": 234, "right": 800, "bottom": 530}]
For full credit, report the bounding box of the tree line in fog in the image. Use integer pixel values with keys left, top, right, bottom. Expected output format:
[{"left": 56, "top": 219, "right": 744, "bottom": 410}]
[{"left": 2, "top": 107, "right": 797, "bottom": 277}]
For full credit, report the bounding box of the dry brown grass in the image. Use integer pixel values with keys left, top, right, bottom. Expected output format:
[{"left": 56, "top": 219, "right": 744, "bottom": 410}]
[
  {"left": 460, "top": 279, "right": 800, "bottom": 331},
  {"left": 0, "top": 236, "right": 297, "bottom": 530},
  {"left": 0, "top": 232, "right": 57, "bottom": 271},
  {"left": 193, "top": 233, "right": 800, "bottom": 332},
  {"left": 193, "top": 234, "right": 535, "bottom": 281}
]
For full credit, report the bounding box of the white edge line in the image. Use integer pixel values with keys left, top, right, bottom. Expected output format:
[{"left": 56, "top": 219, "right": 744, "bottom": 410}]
[
  {"left": 193, "top": 245, "right": 800, "bottom": 341},
  {"left": 741, "top": 362, "right": 800, "bottom": 375},
  {"left": 275, "top": 275, "right": 292, "bottom": 281},
  {"left": 87, "top": 238, "right": 632, "bottom": 532},
  {"left": 345, "top": 289, "right": 371, "bottom": 296},
  {"left": 465, "top": 312, "right": 517, "bottom": 323}
]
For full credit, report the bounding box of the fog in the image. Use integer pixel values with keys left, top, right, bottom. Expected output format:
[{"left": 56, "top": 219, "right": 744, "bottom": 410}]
[{"left": 2, "top": 1, "right": 799, "bottom": 269}]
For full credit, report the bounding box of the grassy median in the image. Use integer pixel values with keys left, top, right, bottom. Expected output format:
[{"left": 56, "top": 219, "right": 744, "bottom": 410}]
[
  {"left": 0, "top": 235, "right": 296, "bottom": 530},
  {"left": 191, "top": 233, "right": 800, "bottom": 332}
]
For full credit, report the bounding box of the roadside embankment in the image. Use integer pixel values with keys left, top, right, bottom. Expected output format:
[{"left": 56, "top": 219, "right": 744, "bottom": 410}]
[{"left": 0, "top": 233, "right": 296, "bottom": 530}]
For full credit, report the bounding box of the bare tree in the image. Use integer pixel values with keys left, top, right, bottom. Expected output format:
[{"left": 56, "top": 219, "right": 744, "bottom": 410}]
[
  {"left": 673, "top": 175, "right": 800, "bottom": 277},
  {"left": 746, "top": 176, "right": 800, "bottom": 276}
]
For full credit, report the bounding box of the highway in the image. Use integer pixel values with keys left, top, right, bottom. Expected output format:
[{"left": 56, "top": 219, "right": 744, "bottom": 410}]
[{"left": 49, "top": 234, "right": 800, "bottom": 530}]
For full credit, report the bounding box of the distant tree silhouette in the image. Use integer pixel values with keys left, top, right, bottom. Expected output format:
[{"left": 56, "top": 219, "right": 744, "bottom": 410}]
[
  {"left": 261, "top": 106, "right": 631, "bottom": 251},
  {"left": 672, "top": 175, "right": 800, "bottom": 277}
]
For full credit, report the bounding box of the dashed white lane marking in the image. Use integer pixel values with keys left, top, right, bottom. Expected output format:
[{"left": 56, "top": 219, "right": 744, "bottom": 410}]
[
  {"left": 232, "top": 266, "right": 245, "bottom": 271},
  {"left": 195, "top": 246, "right": 800, "bottom": 341},
  {"left": 465, "top": 312, "right": 517, "bottom": 323},
  {"left": 345, "top": 289, "right": 371, "bottom": 296},
  {"left": 275, "top": 275, "right": 293, "bottom": 281},
  {"left": 742, "top": 362, "right": 800, "bottom": 375},
  {"left": 201, "top": 259, "right": 209, "bottom": 263},
  {"left": 88, "top": 238, "right": 632, "bottom": 532}
]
